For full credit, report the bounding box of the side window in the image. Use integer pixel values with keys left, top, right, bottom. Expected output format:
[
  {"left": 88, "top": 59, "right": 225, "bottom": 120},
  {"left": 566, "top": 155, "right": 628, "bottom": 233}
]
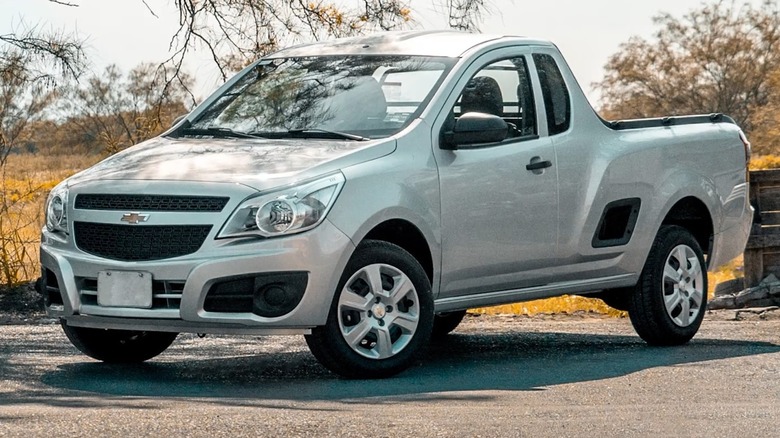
[
  {"left": 533, "top": 53, "right": 570, "bottom": 135},
  {"left": 452, "top": 57, "right": 537, "bottom": 138}
]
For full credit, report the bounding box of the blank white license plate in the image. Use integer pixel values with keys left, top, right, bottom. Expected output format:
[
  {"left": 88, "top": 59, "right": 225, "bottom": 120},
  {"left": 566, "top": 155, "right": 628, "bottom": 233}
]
[{"left": 97, "top": 271, "right": 153, "bottom": 308}]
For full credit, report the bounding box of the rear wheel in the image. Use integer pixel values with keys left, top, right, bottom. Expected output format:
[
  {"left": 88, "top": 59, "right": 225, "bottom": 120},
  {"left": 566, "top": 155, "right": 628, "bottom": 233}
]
[
  {"left": 305, "top": 240, "right": 434, "bottom": 378},
  {"left": 629, "top": 225, "right": 707, "bottom": 345},
  {"left": 431, "top": 310, "right": 467, "bottom": 338},
  {"left": 60, "top": 320, "right": 178, "bottom": 363}
]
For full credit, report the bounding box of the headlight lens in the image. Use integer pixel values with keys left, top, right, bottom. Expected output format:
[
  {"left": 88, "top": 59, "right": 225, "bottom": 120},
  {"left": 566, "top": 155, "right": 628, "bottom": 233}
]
[
  {"left": 45, "top": 184, "right": 69, "bottom": 233},
  {"left": 219, "top": 172, "right": 345, "bottom": 239}
]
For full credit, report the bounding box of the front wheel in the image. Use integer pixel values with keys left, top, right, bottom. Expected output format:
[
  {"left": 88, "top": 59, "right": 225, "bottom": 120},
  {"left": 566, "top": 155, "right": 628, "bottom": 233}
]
[
  {"left": 628, "top": 225, "right": 707, "bottom": 345},
  {"left": 60, "top": 320, "right": 178, "bottom": 363},
  {"left": 305, "top": 240, "right": 434, "bottom": 378}
]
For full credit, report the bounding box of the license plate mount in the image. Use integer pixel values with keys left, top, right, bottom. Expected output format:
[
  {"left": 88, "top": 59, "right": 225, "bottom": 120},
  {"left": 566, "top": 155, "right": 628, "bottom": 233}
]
[{"left": 97, "top": 271, "right": 153, "bottom": 308}]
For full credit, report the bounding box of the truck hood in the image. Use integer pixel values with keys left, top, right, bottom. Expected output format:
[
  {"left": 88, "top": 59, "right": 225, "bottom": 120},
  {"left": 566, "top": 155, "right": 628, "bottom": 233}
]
[{"left": 66, "top": 136, "right": 396, "bottom": 191}]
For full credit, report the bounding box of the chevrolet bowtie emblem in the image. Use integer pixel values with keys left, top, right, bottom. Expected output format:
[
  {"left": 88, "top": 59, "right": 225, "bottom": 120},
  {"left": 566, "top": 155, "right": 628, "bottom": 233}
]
[{"left": 120, "top": 212, "right": 150, "bottom": 224}]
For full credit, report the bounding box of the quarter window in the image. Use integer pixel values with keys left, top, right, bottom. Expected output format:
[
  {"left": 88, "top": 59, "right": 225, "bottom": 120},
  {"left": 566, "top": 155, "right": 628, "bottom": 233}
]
[{"left": 533, "top": 53, "right": 570, "bottom": 135}]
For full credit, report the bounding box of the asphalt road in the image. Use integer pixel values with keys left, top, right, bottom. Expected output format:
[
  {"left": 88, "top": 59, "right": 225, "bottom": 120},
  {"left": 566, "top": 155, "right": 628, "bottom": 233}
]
[{"left": 1, "top": 312, "right": 779, "bottom": 437}]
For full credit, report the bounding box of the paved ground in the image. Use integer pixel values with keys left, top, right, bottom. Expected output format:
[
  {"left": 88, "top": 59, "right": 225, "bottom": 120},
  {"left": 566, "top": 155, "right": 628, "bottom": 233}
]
[{"left": 1, "top": 311, "right": 779, "bottom": 437}]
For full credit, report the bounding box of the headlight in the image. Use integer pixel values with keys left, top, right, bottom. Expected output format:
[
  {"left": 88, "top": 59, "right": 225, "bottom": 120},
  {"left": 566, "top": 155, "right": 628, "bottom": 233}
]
[
  {"left": 45, "top": 184, "right": 69, "bottom": 233},
  {"left": 218, "top": 172, "right": 345, "bottom": 239}
]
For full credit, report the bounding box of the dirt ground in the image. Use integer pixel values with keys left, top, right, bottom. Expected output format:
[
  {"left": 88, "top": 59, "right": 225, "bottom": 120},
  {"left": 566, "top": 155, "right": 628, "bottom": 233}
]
[{"left": 0, "top": 281, "right": 43, "bottom": 323}]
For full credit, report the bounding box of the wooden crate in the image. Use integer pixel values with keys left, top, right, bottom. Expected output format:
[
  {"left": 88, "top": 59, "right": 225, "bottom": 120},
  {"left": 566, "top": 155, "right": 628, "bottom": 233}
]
[{"left": 744, "top": 169, "right": 780, "bottom": 287}]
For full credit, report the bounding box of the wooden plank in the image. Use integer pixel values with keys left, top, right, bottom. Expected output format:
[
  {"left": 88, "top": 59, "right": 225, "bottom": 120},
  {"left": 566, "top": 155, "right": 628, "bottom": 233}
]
[
  {"left": 750, "top": 178, "right": 760, "bottom": 212},
  {"left": 761, "top": 252, "right": 780, "bottom": 280},
  {"left": 759, "top": 186, "right": 780, "bottom": 211},
  {"left": 745, "top": 233, "right": 780, "bottom": 249},
  {"left": 760, "top": 212, "right": 780, "bottom": 226},
  {"left": 744, "top": 248, "right": 764, "bottom": 288},
  {"left": 744, "top": 169, "right": 776, "bottom": 286},
  {"left": 748, "top": 169, "right": 780, "bottom": 184}
]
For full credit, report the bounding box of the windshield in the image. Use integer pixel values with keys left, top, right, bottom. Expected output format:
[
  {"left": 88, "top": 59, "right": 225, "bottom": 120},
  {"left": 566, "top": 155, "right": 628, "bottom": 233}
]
[{"left": 181, "top": 55, "right": 454, "bottom": 140}]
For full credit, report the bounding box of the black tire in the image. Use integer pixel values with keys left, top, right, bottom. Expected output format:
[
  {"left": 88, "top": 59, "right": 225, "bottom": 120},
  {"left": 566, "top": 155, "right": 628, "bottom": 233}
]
[
  {"left": 628, "top": 225, "right": 708, "bottom": 345},
  {"left": 431, "top": 310, "right": 467, "bottom": 339},
  {"left": 60, "top": 320, "right": 178, "bottom": 363},
  {"left": 305, "top": 240, "right": 434, "bottom": 379}
]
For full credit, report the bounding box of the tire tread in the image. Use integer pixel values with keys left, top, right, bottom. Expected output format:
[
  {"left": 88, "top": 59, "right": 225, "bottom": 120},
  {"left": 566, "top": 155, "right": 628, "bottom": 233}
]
[
  {"left": 305, "top": 240, "right": 433, "bottom": 379},
  {"left": 628, "top": 225, "right": 707, "bottom": 346}
]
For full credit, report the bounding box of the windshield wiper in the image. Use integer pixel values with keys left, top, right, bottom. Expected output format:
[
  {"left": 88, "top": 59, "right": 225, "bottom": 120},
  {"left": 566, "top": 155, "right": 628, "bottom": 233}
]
[
  {"left": 178, "top": 127, "right": 267, "bottom": 139},
  {"left": 285, "top": 128, "right": 369, "bottom": 141}
]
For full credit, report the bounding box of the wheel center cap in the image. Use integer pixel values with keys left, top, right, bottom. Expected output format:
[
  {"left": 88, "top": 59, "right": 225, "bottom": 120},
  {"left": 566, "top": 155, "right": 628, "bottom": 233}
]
[{"left": 372, "top": 304, "right": 386, "bottom": 319}]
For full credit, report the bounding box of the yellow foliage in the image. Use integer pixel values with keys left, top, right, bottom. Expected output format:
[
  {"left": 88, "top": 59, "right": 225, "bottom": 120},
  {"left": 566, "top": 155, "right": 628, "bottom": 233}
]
[
  {"left": 472, "top": 295, "right": 626, "bottom": 317},
  {"left": 750, "top": 154, "right": 780, "bottom": 170},
  {"left": 0, "top": 154, "right": 100, "bottom": 286}
]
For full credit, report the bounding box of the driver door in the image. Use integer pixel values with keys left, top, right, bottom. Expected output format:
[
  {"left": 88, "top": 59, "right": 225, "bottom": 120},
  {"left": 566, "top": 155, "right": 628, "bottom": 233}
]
[{"left": 434, "top": 53, "right": 559, "bottom": 298}]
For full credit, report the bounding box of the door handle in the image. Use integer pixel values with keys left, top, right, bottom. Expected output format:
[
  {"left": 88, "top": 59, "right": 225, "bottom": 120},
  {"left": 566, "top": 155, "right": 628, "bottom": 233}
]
[{"left": 526, "top": 159, "right": 552, "bottom": 171}]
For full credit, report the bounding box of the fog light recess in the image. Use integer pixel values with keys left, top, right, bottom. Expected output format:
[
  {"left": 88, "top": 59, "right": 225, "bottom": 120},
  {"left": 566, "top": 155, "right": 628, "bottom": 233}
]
[{"left": 205, "top": 272, "right": 308, "bottom": 317}]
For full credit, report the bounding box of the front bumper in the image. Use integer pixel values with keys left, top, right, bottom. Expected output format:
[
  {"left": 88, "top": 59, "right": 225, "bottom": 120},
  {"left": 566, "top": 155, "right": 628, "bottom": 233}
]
[{"left": 41, "top": 219, "right": 355, "bottom": 334}]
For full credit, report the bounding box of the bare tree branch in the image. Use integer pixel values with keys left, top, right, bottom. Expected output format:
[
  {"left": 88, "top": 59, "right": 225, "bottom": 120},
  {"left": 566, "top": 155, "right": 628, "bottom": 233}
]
[
  {"left": 0, "top": 11, "right": 86, "bottom": 165},
  {"left": 141, "top": 0, "right": 159, "bottom": 18},
  {"left": 445, "top": 0, "right": 489, "bottom": 31},
  {"left": 165, "top": 0, "right": 414, "bottom": 82},
  {"left": 48, "top": 0, "right": 79, "bottom": 6}
]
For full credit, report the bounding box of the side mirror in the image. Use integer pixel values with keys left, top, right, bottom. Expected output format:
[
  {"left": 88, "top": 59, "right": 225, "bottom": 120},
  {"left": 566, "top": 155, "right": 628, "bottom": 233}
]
[{"left": 441, "top": 112, "right": 508, "bottom": 149}]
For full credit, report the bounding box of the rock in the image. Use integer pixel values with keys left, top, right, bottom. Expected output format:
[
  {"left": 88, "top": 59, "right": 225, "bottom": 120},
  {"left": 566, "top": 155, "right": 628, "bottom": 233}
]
[
  {"left": 708, "top": 295, "right": 736, "bottom": 310},
  {"left": 756, "top": 273, "right": 780, "bottom": 296},
  {"left": 707, "top": 275, "right": 780, "bottom": 309},
  {"left": 760, "top": 273, "right": 780, "bottom": 286},
  {"left": 734, "top": 306, "right": 780, "bottom": 320},
  {"left": 735, "top": 286, "right": 770, "bottom": 307},
  {"left": 714, "top": 278, "right": 745, "bottom": 297},
  {"left": 748, "top": 298, "right": 780, "bottom": 308}
]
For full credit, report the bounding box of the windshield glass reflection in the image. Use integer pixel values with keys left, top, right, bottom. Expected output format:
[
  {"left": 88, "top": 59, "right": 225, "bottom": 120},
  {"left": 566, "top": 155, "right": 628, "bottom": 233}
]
[{"left": 183, "top": 56, "right": 453, "bottom": 139}]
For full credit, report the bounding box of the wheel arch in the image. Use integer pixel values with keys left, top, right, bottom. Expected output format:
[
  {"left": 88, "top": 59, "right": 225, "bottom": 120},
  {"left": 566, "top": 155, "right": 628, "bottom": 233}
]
[
  {"left": 361, "top": 218, "right": 435, "bottom": 286},
  {"left": 660, "top": 196, "right": 714, "bottom": 259}
]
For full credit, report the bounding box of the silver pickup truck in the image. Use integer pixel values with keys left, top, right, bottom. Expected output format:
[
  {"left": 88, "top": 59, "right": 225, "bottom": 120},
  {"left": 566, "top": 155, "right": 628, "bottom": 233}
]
[{"left": 40, "top": 31, "right": 752, "bottom": 378}]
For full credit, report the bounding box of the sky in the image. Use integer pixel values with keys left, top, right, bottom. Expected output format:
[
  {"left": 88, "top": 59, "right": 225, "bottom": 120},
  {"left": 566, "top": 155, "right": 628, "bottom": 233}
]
[{"left": 0, "top": 0, "right": 766, "bottom": 105}]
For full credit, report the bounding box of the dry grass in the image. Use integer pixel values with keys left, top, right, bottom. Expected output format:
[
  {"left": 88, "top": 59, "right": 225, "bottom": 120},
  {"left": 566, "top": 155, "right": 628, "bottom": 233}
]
[
  {"left": 751, "top": 154, "right": 780, "bottom": 170},
  {"left": 0, "top": 154, "right": 100, "bottom": 286},
  {"left": 4, "top": 153, "right": 99, "bottom": 180},
  {"left": 471, "top": 295, "right": 626, "bottom": 317}
]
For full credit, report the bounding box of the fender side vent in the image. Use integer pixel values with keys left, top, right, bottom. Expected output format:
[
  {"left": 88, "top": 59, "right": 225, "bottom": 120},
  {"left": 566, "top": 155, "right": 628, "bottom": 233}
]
[{"left": 592, "top": 198, "right": 641, "bottom": 248}]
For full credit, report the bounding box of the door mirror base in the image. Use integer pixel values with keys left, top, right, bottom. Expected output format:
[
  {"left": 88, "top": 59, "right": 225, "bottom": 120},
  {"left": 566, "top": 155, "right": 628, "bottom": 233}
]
[{"left": 441, "top": 112, "right": 508, "bottom": 150}]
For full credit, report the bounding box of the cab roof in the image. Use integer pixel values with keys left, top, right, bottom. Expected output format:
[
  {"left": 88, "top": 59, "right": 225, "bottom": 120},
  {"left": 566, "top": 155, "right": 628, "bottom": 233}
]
[{"left": 267, "top": 30, "right": 552, "bottom": 58}]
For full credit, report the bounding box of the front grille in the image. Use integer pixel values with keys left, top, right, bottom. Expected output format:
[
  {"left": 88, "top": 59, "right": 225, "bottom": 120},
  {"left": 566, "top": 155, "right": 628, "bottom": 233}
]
[
  {"left": 74, "top": 222, "right": 212, "bottom": 261},
  {"left": 75, "top": 194, "right": 229, "bottom": 212}
]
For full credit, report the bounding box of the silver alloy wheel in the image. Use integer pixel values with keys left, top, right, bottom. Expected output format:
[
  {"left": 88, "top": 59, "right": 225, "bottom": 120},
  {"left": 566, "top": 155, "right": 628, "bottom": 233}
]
[
  {"left": 662, "top": 244, "right": 704, "bottom": 327},
  {"left": 337, "top": 263, "right": 420, "bottom": 359}
]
